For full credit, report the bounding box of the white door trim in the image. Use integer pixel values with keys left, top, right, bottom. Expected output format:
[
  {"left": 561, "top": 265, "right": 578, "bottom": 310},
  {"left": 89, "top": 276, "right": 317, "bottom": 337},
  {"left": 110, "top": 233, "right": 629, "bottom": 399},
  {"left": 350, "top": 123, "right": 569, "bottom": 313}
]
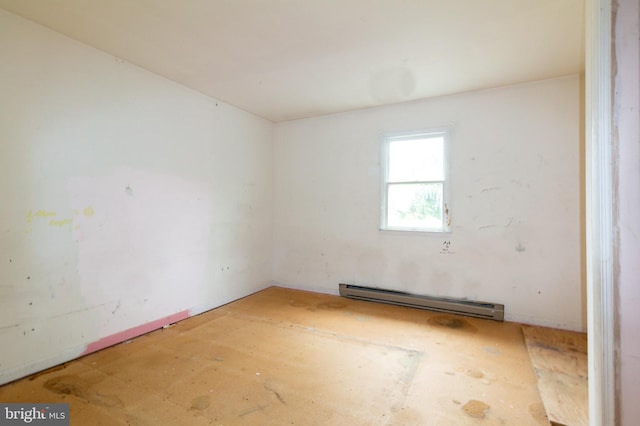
[{"left": 586, "top": 0, "right": 616, "bottom": 424}]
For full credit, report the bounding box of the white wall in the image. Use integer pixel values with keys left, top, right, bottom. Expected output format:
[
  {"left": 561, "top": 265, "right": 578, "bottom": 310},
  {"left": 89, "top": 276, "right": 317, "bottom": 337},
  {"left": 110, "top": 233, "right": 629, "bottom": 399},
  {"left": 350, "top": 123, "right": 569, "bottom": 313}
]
[
  {"left": 273, "top": 75, "right": 583, "bottom": 331},
  {"left": 0, "top": 10, "right": 273, "bottom": 385},
  {"left": 614, "top": 0, "right": 640, "bottom": 422}
]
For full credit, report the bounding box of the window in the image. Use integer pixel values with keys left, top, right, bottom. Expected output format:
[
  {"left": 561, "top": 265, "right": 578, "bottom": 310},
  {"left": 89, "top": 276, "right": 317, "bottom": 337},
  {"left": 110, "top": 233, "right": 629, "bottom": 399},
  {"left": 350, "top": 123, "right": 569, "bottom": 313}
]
[{"left": 381, "top": 128, "right": 450, "bottom": 232}]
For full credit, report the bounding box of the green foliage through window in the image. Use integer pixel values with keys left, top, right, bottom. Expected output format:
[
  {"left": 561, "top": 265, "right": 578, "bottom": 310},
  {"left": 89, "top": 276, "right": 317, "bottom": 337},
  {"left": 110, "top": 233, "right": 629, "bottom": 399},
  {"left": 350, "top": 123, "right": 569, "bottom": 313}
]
[{"left": 398, "top": 184, "right": 442, "bottom": 222}]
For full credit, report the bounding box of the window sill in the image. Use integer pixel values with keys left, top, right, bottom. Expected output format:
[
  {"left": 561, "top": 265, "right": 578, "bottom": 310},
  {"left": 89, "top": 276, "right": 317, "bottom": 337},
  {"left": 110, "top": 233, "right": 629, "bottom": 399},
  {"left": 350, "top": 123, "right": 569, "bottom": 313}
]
[{"left": 379, "top": 227, "right": 451, "bottom": 234}]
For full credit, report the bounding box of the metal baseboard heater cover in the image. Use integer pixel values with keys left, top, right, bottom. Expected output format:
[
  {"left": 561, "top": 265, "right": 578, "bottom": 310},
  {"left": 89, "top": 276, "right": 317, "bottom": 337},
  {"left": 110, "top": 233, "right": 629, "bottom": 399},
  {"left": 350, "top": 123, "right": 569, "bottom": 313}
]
[{"left": 339, "top": 283, "right": 504, "bottom": 321}]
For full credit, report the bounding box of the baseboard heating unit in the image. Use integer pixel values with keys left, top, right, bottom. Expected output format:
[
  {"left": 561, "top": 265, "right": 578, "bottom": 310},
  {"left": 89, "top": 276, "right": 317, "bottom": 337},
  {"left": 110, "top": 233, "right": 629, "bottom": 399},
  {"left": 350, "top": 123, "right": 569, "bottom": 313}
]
[{"left": 339, "top": 283, "right": 504, "bottom": 321}]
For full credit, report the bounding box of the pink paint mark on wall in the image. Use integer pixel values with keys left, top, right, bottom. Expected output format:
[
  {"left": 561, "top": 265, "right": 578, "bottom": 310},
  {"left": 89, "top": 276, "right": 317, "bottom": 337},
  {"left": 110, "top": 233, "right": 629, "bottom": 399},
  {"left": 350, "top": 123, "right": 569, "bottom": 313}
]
[{"left": 81, "top": 310, "right": 190, "bottom": 356}]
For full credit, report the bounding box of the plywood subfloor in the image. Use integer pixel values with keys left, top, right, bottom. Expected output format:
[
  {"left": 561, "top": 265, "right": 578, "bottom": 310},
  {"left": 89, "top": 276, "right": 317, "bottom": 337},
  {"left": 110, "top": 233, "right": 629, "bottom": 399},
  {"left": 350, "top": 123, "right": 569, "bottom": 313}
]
[
  {"left": 0, "top": 287, "right": 551, "bottom": 425},
  {"left": 522, "top": 325, "right": 588, "bottom": 426}
]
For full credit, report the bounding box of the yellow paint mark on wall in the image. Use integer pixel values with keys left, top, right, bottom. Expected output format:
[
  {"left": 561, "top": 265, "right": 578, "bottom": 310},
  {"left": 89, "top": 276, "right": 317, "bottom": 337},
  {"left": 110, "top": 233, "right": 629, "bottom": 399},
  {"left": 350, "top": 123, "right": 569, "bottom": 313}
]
[
  {"left": 49, "top": 218, "right": 73, "bottom": 227},
  {"left": 83, "top": 206, "right": 95, "bottom": 217},
  {"left": 36, "top": 210, "right": 56, "bottom": 217},
  {"left": 26, "top": 210, "right": 57, "bottom": 223}
]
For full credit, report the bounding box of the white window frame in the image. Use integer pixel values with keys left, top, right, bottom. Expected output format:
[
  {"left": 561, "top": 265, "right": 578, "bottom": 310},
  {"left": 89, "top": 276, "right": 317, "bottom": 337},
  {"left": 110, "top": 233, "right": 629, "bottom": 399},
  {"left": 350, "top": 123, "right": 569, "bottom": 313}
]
[{"left": 380, "top": 128, "right": 451, "bottom": 233}]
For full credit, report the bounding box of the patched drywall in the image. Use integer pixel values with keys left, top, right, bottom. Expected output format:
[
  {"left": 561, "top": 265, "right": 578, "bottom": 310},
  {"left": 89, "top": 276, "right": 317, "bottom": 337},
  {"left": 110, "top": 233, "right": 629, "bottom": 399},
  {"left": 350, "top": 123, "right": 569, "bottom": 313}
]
[
  {"left": 0, "top": 9, "right": 273, "bottom": 384},
  {"left": 273, "top": 75, "right": 583, "bottom": 331}
]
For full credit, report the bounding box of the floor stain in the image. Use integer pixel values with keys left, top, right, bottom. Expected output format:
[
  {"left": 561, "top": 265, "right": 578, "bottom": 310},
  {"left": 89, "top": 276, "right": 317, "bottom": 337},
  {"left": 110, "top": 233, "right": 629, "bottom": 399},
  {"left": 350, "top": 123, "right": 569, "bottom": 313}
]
[
  {"left": 428, "top": 315, "right": 478, "bottom": 333},
  {"left": 466, "top": 369, "right": 484, "bottom": 379},
  {"left": 264, "top": 384, "right": 286, "bottom": 405},
  {"left": 316, "top": 302, "right": 346, "bottom": 310},
  {"left": 289, "top": 300, "right": 309, "bottom": 308},
  {"left": 190, "top": 395, "right": 210, "bottom": 411},
  {"left": 238, "top": 404, "right": 268, "bottom": 417},
  {"left": 483, "top": 346, "right": 502, "bottom": 355},
  {"left": 44, "top": 375, "right": 123, "bottom": 408},
  {"left": 43, "top": 375, "right": 82, "bottom": 396},
  {"left": 463, "top": 400, "right": 490, "bottom": 418}
]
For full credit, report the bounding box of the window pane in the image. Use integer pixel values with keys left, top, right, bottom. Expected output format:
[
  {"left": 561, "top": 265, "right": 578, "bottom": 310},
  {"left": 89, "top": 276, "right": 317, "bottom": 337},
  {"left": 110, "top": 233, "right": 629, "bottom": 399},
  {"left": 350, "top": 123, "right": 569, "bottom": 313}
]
[
  {"left": 388, "top": 136, "right": 444, "bottom": 182},
  {"left": 387, "top": 183, "right": 443, "bottom": 229}
]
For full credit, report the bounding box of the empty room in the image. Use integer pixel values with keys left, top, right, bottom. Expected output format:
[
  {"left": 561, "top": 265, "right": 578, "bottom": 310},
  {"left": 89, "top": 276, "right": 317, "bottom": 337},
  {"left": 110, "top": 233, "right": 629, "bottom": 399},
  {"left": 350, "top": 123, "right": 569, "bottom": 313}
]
[{"left": 1, "top": 1, "right": 638, "bottom": 425}]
